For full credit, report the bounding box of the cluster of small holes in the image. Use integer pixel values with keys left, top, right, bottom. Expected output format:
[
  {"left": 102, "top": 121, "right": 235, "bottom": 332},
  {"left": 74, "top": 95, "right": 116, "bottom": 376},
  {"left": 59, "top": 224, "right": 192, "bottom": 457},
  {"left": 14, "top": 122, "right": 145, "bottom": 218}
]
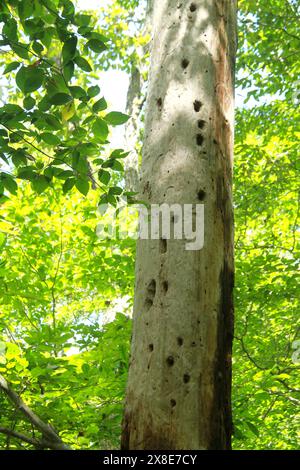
[
  {"left": 198, "top": 119, "right": 206, "bottom": 129},
  {"left": 145, "top": 279, "right": 156, "bottom": 310}
]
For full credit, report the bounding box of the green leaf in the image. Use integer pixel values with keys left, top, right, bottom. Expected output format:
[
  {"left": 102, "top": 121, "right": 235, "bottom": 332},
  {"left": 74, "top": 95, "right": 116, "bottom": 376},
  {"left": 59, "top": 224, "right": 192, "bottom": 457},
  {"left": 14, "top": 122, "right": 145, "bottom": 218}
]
[
  {"left": 62, "top": 36, "right": 78, "bottom": 64},
  {"left": 246, "top": 421, "right": 260, "bottom": 437},
  {"left": 75, "top": 178, "right": 89, "bottom": 196},
  {"left": 92, "top": 117, "right": 109, "bottom": 142},
  {"left": 104, "top": 112, "right": 130, "bottom": 126},
  {"left": 112, "top": 160, "right": 124, "bottom": 172},
  {"left": 93, "top": 97, "right": 107, "bottom": 113},
  {"left": 40, "top": 133, "right": 60, "bottom": 145},
  {"left": 23, "top": 96, "right": 35, "bottom": 110},
  {"left": 63, "top": 177, "right": 75, "bottom": 194},
  {"left": 98, "top": 169, "right": 110, "bottom": 185},
  {"left": 31, "top": 175, "right": 50, "bottom": 194},
  {"left": 32, "top": 41, "right": 44, "bottom": 54},
  {"left": 87, "top": 85, "right": 100, "bottom": 98},
  {"left": 63, "top": 61, "right": 74, "bottom": 82},
  {"left": 57, "top": 170, "right": 74, "bottom": 180},
  {"left": 69, "top": 86, "right": 87, "bottom": 100},
  {"left": 16, "top": 66, "right": 44, "bottom": 93},
  {"left": 49, "top": 93, "right": 73, "bottom": 106},
  {"left": 2, "top": 175, "right": 18, "bottom": 195},
  {"left": 75, "top": 14, "right": 91, "bottom": 27},
  {"left": 74, "top": 56, "right": 92, "bottom": 72},
  {"left": 110, "top": 149, "right": 130, "bottom": 159},
  {"left": 44, "top": 114, "right": 61, "bottom": 130},
  {"left": 86, "top": 39, "right": 107, "bottom": 53},
  {"left": 0, "top": 232, "right": 6, "bottom": 249},
  {"left": 109, "top": 186, "right": 123, "bottom": 196},
  {"left": 3, "top": 61, "right": 20, "bottom": 75},
  {"left": 11, "top": 42, "right": 29, "bottom": 60},
  {"left": 2, "top": 18, "right": 18, "bottom": 41},
  {"left": 11, "top": 150, "right": 27, "bottom": 167}
]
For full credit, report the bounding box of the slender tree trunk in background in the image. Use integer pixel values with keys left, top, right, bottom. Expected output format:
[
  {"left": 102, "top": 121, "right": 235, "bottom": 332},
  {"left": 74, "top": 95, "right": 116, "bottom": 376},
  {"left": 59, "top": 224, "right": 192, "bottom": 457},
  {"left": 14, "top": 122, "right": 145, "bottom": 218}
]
[
  {"left": 124, "top": 1, "right": 154, "bottom": 193},
  {"left": 124, "top": 66, "right": 142, "bottom": 193},
  {"left": 122, "top": 0, "right": 237, "bottom": 450}
]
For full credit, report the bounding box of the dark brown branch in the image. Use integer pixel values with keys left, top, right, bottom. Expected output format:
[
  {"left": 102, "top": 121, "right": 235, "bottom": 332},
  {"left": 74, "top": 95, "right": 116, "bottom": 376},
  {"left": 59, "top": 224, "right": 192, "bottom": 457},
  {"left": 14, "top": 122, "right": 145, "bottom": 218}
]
[{"left": 0, "top": 427, "right": 41, "bottom": 448}]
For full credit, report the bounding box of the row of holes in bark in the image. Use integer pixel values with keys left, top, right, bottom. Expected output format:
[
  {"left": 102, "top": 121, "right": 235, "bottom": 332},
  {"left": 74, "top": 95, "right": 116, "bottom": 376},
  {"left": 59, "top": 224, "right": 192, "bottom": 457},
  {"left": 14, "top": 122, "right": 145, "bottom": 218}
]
[
  {"left": 149, "top": 337, "right": 197, "bottom": 351},
  {"left": 193, "top": 100, "right": 205, "bottom": 147},
  {"left": 145, "top": 278, "right": 168, "bottom": 309},
  {"left": 156, "top": 96, "right": 205, "bottom": 148}
]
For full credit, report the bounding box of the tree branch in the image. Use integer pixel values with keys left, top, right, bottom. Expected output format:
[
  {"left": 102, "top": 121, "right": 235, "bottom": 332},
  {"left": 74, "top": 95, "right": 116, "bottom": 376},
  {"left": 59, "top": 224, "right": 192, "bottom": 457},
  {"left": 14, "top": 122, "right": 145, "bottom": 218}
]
[{"left": 0, "top": 374, "right": 69, "bottom": 449}]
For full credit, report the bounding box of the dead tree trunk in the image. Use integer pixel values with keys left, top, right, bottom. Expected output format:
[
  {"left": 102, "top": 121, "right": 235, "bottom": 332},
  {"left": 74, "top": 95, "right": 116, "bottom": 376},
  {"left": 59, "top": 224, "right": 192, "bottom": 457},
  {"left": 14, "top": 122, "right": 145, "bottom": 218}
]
[{"left": 122, "top": 0, "right": 237, "bottom": 450}]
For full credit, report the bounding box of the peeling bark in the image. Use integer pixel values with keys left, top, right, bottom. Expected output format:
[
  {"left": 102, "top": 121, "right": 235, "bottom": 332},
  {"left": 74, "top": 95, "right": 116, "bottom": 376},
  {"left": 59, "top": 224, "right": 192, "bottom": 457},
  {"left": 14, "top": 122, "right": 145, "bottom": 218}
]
[{"left": 122, "top": 0, "right": 237, "bottom": 450}]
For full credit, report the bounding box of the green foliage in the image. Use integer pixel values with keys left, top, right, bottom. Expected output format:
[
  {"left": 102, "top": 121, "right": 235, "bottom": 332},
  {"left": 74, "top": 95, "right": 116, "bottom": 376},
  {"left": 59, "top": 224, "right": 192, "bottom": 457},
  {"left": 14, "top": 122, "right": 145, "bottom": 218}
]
[
  {"left": 0, "top": 186, "right": 135, "bottom": 449},
  {"left": 0, "top": 0, "right": 130, "bottom": 203},
  {"left": 232, "top": 0, "right": 300, "bottom": 450}
]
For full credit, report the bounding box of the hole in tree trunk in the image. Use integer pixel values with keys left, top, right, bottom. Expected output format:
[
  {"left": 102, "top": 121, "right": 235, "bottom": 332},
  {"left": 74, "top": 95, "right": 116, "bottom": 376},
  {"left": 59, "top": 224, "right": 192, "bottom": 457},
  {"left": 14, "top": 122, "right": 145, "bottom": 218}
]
[
  {"left": 196, "top": 134, "right": 204, "bottom": 146},
  {"left": 145, "top": 298, "right": 153, "bottom": 310},
  {"left": 166, "top": 356, "right": 174, "bottom": 367},
  {"left": 162, "top": 280, "right": 169, "bottom": 293},
  {"left": 181, "top": 58, "right": 189, "bottom": 69},
  {"left": 145, "top": 279, "right": 156, "bottom": 310},
  {"left": 197, "top": 189, "right": 206, "bottom": 201},
  {"left": 197, "top": 119, "right": 206, "bottom": 129},
  {"left": 183, "top": 373, "right": 190, "bottom": 383},
  {"left": 193, "top": 100, "right": 202, "bottom": 112}
]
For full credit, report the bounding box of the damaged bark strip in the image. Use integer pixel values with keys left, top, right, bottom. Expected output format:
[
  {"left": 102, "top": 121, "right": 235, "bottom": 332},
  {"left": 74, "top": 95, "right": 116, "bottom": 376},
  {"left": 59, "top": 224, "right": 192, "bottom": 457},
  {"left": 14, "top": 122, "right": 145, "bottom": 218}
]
[{"left": 122, "top": 0, "right": 237, "bottom": 450}]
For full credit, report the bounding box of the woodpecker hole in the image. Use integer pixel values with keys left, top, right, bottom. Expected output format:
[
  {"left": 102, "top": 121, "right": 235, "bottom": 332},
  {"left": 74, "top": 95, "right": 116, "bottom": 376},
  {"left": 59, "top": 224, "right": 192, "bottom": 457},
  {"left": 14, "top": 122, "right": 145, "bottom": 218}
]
[
  {"left": 183, "top": 373, "right": 191, "bottom": 383},
  {"left": 167, "top": 356, "right": 174, "bottom": 367},
  {"left": 197, "top": 189, "right": 206, "bottom": 201},
  {"left": 181, "top": 58, "right": 189, "bottom": 69},
  {"left": 193, "top": 100, "right": 202, "bottom": 112}
]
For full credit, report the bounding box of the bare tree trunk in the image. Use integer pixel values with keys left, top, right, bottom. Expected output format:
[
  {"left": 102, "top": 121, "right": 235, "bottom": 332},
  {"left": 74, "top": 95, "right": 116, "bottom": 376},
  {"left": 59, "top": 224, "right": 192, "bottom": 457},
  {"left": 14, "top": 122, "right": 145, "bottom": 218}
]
[
  {"left": 124, "top": 66, "right": 142, "bottom": 193},
  {"left": 122, "top": 0, "right": 237, "bottom": 450},
  {"left": 124, "top": 0, "right": 154, "bottom": 193}
]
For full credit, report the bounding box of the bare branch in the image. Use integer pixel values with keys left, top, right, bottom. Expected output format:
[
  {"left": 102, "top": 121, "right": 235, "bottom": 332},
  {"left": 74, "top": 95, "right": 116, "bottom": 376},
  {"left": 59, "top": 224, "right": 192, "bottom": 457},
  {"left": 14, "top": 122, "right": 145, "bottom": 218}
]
[{"left": 0, "top": 374, "right": 69, "bottom": 449}]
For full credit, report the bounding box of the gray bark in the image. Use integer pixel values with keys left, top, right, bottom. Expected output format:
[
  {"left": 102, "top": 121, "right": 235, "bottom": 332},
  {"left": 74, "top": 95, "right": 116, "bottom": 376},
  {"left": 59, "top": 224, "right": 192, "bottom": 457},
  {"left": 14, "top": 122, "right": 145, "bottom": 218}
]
[{"left": 122, "top": 0, "right": 237, "bottom": 450}]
